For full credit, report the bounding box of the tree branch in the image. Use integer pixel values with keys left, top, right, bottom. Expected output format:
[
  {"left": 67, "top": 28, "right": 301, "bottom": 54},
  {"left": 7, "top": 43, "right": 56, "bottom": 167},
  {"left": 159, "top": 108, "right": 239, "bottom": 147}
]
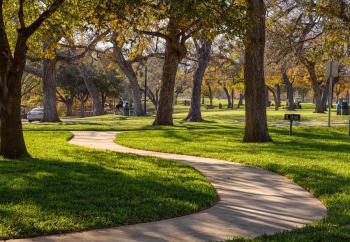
[
  {"left": 26, "top": 55, "right": 43, "bottom": 62},
  {"left": 56, "top": 29, "right": 110, "bottom": 61},
  {"left": 23, "top": 0, "right": 65, "bottom": 38},
  {"left": 135, "top": 29, "right": 170, "bottom": 41},
  {"left": 24, "top": 65, "right": 43, "bottom": 77},
  {"left": 18, "top": 0, "right": 26, "bottom": 29}
]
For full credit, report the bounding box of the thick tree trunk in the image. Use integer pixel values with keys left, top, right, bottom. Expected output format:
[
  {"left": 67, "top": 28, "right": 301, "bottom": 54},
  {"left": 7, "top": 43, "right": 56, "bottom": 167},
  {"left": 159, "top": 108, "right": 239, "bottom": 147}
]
[
  {"left": 208, "top": 84, "right": 214, "bottom": 107},
  {"left": 1, "top": 74, "right": 28, "bottom": 158},
  {"left": 231, "top": 89, "right": 235, "bottom": 109},
  {"left": 185, "top": 40, "right": 212, "bottom": 122},
  {"left": 153, "top": 48, "right": 179, "bottom": 125},
  {"left": 0, "top": 50, "right": 28, "bottom": 158},
  {"left": 300, "top": 59, "right": 326, "bottom": 113},
  {"left": 0, "top": 35, "right": 29, "bottom": 157},
  {"left": 42, "top": 58, "right": 60, "bottom": 122},
  {"left": 281, "top": 63, "right": 295, "bottom": 110},
  {"left": 243, "top": 0, "right": 271, "bottom": 142},
  {"left": 153, "top": 19, "right": 186, "bottom": 125},
  {"left": 81, "top": 71, "right": 104, "bottom": 116},
  {"left": 0, "top": 0, "right": 63, "bottom": 158},
  {"left": 101, "top": 93, "right": 107, "bottom": 112},
  {"left": 174, "top": 93, "right": 179, "bottom": 105},
  {"left": 267, "top": 86, "right": 279, "bottom": 110},
  {"left": 79, "top": 99, "right": 85, "bottom": 117},
  {"left": 65, "top": 99, "right": 73, "bottom": 117},
  {"left": 313, "top": 86, "right": 326, "bottom": 113},
  {"left": 321, "top": 77, "right": 332, "bottom": 110},
  {"left": 145, "top": 86, "right": 158, "bottom": 110},
  {"left": 275, "top": 84, "right": 281, "bottom": 109},
  {"left": 223, "top": 86, "right": 233, "bottom": 109},
  {"left": 238, "top": 93, "right": 245, "bottom": 108},
  {"left": 111, "top": 32, "right": 143, "bottom": 116}
]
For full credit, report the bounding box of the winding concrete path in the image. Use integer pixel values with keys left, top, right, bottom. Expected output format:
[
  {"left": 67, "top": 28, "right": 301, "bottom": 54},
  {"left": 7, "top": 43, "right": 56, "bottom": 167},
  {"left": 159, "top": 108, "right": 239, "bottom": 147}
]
[{"left": 12, "top": 131, "right": 327, "bottom": 242}]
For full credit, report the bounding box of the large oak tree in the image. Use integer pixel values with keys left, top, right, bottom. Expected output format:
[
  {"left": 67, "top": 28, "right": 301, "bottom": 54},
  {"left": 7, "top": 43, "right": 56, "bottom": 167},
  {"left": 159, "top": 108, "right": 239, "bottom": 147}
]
[{"left": 0, "top": 0, "right": 65, "bottom": 158}]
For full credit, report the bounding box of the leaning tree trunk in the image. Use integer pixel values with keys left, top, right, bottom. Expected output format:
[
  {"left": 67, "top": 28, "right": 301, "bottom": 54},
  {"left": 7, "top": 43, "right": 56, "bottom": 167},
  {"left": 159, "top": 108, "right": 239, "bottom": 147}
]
[
  {"left": 243, "top": 0, "right": 271, "bottom": 142},
  {"left": 304, "top": 61, "right": 326, "bottom": 113},
  {"left": 145, "top": 86, "right": 158, "bottom": 110},
  {"left": 185, "top": 40, "right": 212, "bottom": 122},
  {"left": 111, "top": 32, "right": 143, "bottom": 116},
  {"left": 281, "top": 63, "right": 295, "bottom": 110},
  {"left": 42, "top": 58, "right": 61, "bottom": 122},
  {"left": 83, "top": 76, "right": 104, "bottom": 116},
  {"left": 153, "top": 19, "right": 186, "bottom": 126},
  {"left": 267, "top": 86, "right": 278, "bottom": 110}
]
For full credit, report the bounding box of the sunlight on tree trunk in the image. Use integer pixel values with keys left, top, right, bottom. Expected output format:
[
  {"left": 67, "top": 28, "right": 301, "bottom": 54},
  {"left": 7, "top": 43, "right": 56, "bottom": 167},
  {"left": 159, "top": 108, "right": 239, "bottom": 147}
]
[
  {"left": 185, "top": 40, "right": 212, "bottom": 122},
  {"left": 243, "top": 0, "right": 271, "bottom": 143}
]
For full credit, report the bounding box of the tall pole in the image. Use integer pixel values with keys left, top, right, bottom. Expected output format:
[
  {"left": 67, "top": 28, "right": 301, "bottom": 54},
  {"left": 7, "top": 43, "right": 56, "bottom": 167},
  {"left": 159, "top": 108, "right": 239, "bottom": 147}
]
[{"left": 144, "top": 65, "right": 147, "bottom": 116}]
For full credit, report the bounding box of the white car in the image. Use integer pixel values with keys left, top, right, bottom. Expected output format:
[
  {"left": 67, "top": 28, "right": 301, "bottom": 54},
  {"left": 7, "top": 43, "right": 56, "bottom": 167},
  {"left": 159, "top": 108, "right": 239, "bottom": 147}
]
[{"left": 27, "top": 108, "right": 44, "bottom": 122}]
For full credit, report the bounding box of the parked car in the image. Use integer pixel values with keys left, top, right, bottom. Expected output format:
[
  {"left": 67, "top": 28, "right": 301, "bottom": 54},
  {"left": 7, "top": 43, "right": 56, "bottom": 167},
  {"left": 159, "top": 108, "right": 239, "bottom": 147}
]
[{"left": 27, "top": 108, "right": 44, "bottom": 122}]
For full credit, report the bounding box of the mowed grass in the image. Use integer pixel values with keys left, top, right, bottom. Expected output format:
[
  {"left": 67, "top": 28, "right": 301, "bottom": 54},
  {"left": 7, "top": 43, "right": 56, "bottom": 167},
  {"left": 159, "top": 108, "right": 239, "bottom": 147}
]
[
  {"left": 117, "top": 126, "right": 350, "bottom": 241},
  {"left": 0, "top": 131, "right": 216, "bottom": 239},
  {"left": 24, "top": 102, "right": 348, "bottom": 132},
  {"left": 13, "top": 103, "right": 350, "bottom": 241}
]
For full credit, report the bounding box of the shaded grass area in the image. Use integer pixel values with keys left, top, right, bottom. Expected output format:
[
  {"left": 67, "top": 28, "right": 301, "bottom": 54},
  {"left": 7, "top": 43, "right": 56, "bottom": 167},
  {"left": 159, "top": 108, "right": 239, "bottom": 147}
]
[
  {"left": 117, "top": 126, "right": 350, "bottom": 241},
  {"left": 16, "top": 104, "right": 350, "bottom": 241},
  {"left": 0, "top": 131, "right": 216, "bottom": 240}
]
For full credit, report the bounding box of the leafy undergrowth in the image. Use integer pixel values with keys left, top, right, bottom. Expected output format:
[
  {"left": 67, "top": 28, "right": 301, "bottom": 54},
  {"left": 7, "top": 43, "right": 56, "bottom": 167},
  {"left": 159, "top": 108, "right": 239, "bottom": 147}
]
[
  {"left": 0, "top": 131, "right": 216, "bottom": 240},
  {"left": 117, "top": 126, "right": 350, "bottom": 241}
]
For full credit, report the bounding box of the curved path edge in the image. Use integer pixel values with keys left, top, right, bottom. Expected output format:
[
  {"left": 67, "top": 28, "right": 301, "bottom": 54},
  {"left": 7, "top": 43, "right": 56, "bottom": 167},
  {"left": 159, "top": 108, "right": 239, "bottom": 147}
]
[{"left": 10, "top": 131, "right": 327, "bottom": 242}]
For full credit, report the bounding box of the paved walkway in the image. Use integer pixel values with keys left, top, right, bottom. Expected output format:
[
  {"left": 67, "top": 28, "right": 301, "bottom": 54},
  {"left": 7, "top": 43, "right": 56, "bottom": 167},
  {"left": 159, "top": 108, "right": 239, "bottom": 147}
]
[{"left": 11, "top": 131, "right": 327, "bottom": 242}]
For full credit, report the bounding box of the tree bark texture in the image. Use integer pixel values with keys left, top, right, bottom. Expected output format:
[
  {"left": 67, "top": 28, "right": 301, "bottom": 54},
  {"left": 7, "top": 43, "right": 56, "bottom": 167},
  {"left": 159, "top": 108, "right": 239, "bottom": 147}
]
[
  {"left": 42, "top": 58, "right": 61, "bottom": 122},
  {"left": 81, "top": 68, "right": 104, "bottom": 116},
  {"left": 243, "top": 0, "right": 271, "bottom": 142},
  {"left": 111, "top": 32, "right": 143, "bottom": 116},
  {"left": 185, "top": 40, "right": 212, "bottom": 122},
  {"left": 281, "top": 63, "right": 295, "bottom": 110},
  {"left": 153, "top": 18, "right": 187, "bottom": 125},
  {"left": 0, "top": 35, "right": 29, "bottom": 158}
]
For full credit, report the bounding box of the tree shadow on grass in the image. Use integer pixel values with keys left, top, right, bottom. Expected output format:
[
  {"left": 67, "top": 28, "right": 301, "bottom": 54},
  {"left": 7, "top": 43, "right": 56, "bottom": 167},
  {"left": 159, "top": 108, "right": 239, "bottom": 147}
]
[{"left": 0, "top": 151, "right": 215, "bottom": 240}]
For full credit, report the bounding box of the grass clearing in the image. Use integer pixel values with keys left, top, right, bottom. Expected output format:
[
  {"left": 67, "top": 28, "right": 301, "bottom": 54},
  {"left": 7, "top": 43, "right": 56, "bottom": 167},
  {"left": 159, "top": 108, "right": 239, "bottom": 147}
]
[
  {"left": 7, "top": 103, "right": 349, "bottom": 241},
  {"left": 0, "top": 131, "right": 216, "bottom": 240},
  {"left": 117, "top": 125, "right": 350, "bottom": 241}
]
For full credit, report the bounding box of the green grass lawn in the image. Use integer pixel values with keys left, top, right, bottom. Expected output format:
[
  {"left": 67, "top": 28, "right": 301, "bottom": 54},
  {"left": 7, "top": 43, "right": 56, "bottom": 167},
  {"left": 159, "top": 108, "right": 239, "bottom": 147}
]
[
  {"left": 24, "top": 102, "right": 348, "bottom": 133},
  {"left": 117, "top": 126, "right": 350, "bottom": 241},
  {"left": 0, "top": 131, "right": 216, "bottom": 240},
  {"left": 6, "top": 103, "right": 349, "bottom": 241}
]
